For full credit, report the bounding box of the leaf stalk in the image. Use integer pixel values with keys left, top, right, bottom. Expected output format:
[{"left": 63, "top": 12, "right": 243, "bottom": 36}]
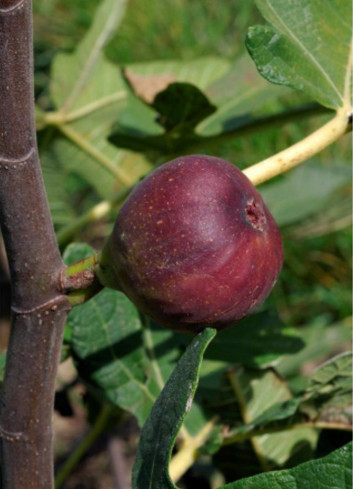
[{"left": 243, "top": 107, "right": 352, "bottom": 185}]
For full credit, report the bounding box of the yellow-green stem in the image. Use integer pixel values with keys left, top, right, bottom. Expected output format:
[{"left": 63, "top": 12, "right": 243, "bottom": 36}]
[
  {"left": 63, "top": 253, "right": 103, "bottom": 306},
  {"left": 244, "top": 108, "right": 351, "bottom": 186},
  {"left": 169, "top": 418, "right": 218, "bottom": 483},
  {"left": 64, "top": 253, "right": 99, "bottom": 277}
]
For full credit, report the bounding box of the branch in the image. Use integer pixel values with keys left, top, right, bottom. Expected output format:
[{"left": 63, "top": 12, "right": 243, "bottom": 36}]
[{"left": 0, "top": 2, "right": 70, "bottom": 488}]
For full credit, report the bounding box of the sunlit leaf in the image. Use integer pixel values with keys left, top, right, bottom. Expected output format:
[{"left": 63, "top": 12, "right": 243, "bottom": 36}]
[
  {"left": 51, "top": 0, "right": 128, "bottom": 114},
  {"left": 277, "top": 317, "right": 352, "bottom": 384},
  {"left": 109, "top": 82, "right": 216, "bottom": 153},
  {"left": 224, "top": 367, "right": 318, "bottom": 469},
  {"left": 199, "top": 53, "right": 289, "bottom": 136},
  {"left": 261, "top": 161, "right": 352, "bottom": 227},
  {"left": 228, "top": 352, "right": 352, "bottom": 440},
  {"left": 246, "top": 0, "right": 352, "bottom": 109}
]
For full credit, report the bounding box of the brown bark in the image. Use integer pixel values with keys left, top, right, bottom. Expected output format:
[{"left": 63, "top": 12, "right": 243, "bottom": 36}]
[{"left": 0, "top": 1, "right": 70, "bottom": 487}]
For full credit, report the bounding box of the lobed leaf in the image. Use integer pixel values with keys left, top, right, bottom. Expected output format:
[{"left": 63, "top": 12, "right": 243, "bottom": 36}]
[
  {"left": 300, "top": 352, "right": 353, "bottom": 427},
  {"left": 246, "top": 0, "right": 352, "bottom": 109},
  {"left": 221, "top": 367, "right": 318, "bottom": 469},
  {"left": 108, "top": 54, "right": 296, "bottom": 155},
  {"left": 228, "top": 352, "right": 352, "bottom": 440},
  {"left": 69, "top": 287, "right": 161, "bottom": 425},
  {"left": 45, "top": 0, "right": 150, "bottom": 213},
  {"left": 109, "top": 82, "right": 216, "bottom": 153},
  {"left": 200, "top": 53, "right": 289, "bottom": 136},
  {"left": 51, "top": 0, "right": 128, "bottom": 114}
]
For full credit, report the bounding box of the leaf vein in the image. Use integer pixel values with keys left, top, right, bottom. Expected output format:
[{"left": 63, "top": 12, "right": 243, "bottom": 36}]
[{"left": 265, "top": 0, "right": 343, "bottom": 104}]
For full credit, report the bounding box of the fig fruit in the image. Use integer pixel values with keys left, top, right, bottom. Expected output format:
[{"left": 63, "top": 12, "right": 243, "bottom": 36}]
[{"left": 98, "top": 155, "right": 283, "bottom": 333}]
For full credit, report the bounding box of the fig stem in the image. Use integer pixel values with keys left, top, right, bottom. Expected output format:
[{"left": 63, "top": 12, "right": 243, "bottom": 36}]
[
  {"left": 62, "top": 253, "right": 103, "bottom": 306},
  {"left": 64, "top": 253, "right": 100, "bottom": 277},
  {"left": 243, "top": 107, "right": 352, "bottom": 186}
]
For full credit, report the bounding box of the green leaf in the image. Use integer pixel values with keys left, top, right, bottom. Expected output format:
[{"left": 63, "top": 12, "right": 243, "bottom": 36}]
[
  {"left": 62, "top": 242, "right": 96, "bottom": 265},
  {"left": 300, "top": 352, "right": 353, "bottom": 427},
  {"left": 204, "top": 312, "right": 304, "bottom": 368},
  {"left": 224, "top": 368, "right": 318, "bottom": 469},
  {"left": 108, "top": 54, "right": 294, "bottom": 154},
  {"left": 45, "top": 0, "right": 150, "bottom": 204},
  {"left": 64, "top": 244, "right": 191, "bottom": 426},
  {"left": 45, "top": 86, "right": 150, "bottom": 198},
  {"left": 70, "top": 292, "right": 194, "bottom": 426},
  {"left": 132, "top": 328, "right": 216, "bottom": 489},
  {"left": 108, "top": 58, "right": 229, "bottom": 154},
  {"left": 289, "top": 190, "right": 352, "bottom": 239},
  {"left": 277, "top": 318, "right": 352, "bottom": 386},
  {"left": 260, "top": 161, "right": 352, "bottom": 227},
  {"left": 307, "top": 352, "right": 352, "bottom": 394},
  {"left": 199, "top": 53, "right": 289, "bottom": 136},
  {"left": 152, "top": 82, "right": 216, "bottom": 132},
  {"left": 221, "top": 442, "right": 352, "bottom": 489},
  {"left": 246, "top": 0, "right": 352, "bottom": 109},
  {"left": 231, "top": 352, "right": 352, "bottom": 439},
  {"left": 211, "top": 364, "right": 319, "bottom": 482},
  {"left": 109, "top": 82, "right": 216, "bottom": 153},
  {"left": 69, "top": 288, "right": 156, "bottom": 425},
  {"left": 51, "top": 0, "right": 128, "bottom": 114}
]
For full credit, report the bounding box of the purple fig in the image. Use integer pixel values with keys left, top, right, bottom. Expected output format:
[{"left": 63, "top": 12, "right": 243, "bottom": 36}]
[{"left": 98, "top": 155, "right": 283, "bottom": 333}]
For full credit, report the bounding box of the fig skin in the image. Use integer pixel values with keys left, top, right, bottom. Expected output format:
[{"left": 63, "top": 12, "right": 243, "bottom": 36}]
[{"left": 98, "top": 155, "right": 283, "bottom": 333}]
